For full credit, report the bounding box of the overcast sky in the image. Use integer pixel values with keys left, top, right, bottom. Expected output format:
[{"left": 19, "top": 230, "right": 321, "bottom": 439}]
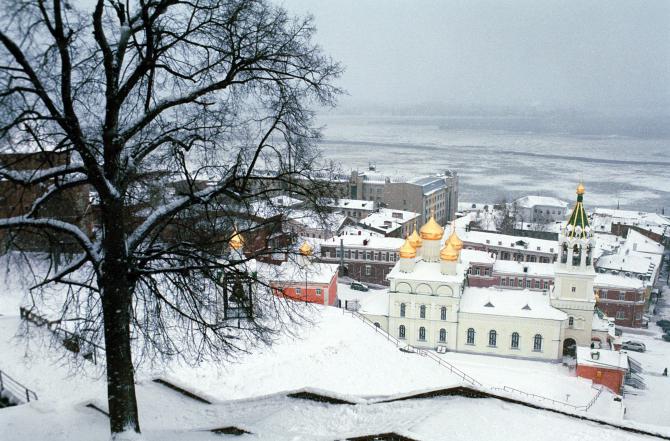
[{"left": 279, "top": 0, "right": 670, "bottom": 115}]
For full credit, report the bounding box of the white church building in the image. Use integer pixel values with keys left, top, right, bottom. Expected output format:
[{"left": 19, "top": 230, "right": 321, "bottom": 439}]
[{"left": 363, "top": 184, "right": 613, "bottom": 362}]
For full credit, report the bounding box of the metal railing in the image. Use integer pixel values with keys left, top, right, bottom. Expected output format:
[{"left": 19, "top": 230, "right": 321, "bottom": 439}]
[
  {"left": 20, "top": 306, "right": 104, "bottom": 365},
  {"left": 583, "top": 385, "right": 604, "bottom": 411},
  {"left": 343, "top": 308, "right": 603, "bottom": 411},
  {"left": 0, "top": 369, "right": 38, "bottom": 404},
  {"left": 625, "top": 373, "right": 646, "bottom": 390},
  {"left": 343, "top": 309, "right": 482, "bottom": 387}
]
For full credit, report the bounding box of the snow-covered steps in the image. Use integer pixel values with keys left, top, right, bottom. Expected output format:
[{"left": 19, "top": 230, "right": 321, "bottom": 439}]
[{"left": 152, "top": 378, "right": 213, "bottom": 404}]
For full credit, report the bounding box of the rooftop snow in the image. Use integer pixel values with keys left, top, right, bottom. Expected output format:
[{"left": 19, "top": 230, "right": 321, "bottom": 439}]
[
  {"left": 265, "top": 259, "right": 339, "bottom": 285},
  {"left": 594, "top": 273, "right": 645, "bottom": 290},
  {"left": 493, "top": 260, "right": 555, "bottom": 277},
  {"left": 322, "top": 234, "right": 405, "bottom": 250},
  {"left": 459, "top": 248, "right": 496, "bottom": 265},
  {"left": 576, "top": 346, "right": 628, "bottom": 370},
  {"left": 325, "top": 198, "right": 376, "bottom": 211},
  {"left": 359, "top": 208, "right": 420, "bottom": 231},
  {"left": 460, "top": 230, "right": 558, "bottom": 254},
  {"left": 514, "top": 196, "right": 568, "bottom": 209},
  {"left": 460, "top": 287, "right": 567, "bottom": 321}
]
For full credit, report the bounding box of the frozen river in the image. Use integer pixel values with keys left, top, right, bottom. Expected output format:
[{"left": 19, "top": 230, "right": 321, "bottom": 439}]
[{"left": 317, "top": 115, "right": 670, "bottom": 211}]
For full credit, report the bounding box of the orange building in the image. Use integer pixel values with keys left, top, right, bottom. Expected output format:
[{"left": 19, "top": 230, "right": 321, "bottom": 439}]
[
  {"left": 576, "top": 347, "right": 628, "bottom": 394},
  {"left": 270, "top": 242, "right": 339, "bottom": 306}
]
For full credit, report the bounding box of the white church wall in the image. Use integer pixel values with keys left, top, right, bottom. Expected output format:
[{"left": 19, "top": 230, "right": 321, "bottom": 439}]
[{"left": 456, "top": 313, "right": 564, "bottom": 361}]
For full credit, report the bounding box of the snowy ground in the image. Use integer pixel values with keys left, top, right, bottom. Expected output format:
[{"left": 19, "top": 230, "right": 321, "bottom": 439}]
[
  {"left": 2, "top": 257, "right": 669, "bottom": 439},
  {"left": 620, "top": 291, "right": 670, "bottom": 428},
  {"left": 163, "top": 307, "right": 463, "bottom": 401}
]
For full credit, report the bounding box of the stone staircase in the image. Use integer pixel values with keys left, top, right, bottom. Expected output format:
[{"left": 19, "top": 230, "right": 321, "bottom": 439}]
[{"left": 0, "top": 369, "right": 38, "bottom": 408}]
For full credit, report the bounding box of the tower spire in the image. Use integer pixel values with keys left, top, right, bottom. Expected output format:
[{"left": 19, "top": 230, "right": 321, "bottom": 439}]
[{"left": 565, "top": 182, "right": 590, "bottom": 240}]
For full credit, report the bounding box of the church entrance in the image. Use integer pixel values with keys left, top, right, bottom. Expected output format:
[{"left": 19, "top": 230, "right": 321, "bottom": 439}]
[{"left": 563, "top": 338, "right": 577, "bottom": 357}]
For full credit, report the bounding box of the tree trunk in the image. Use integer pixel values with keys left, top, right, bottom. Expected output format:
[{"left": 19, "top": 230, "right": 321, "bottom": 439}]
[
  {"left": 101, "top": 272, "right": 141, "bottom": 437},
  {"left": 100, "top": 199, "right": 141, "bottom": 437}
]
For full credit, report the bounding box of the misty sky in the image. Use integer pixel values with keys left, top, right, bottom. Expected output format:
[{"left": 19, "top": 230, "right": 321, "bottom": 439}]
[{"left": 279, "top": 0, "right": 670, "bottom": 114}]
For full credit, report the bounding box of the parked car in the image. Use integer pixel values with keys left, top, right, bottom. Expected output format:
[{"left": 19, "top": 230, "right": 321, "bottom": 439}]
[
  {"left": 622, "top": 341, "right": 646, "bottom": 352},
  {"left": 350, "top": 281, "right": 369, "bottom": 292},
  {"left": 657, "top": 319, "right": 670, "bottom": 328}
]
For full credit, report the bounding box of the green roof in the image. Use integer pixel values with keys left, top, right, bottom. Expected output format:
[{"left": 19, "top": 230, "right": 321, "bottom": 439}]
[{"left": 565, "top": 193, "right": 590, "bottom": 240}]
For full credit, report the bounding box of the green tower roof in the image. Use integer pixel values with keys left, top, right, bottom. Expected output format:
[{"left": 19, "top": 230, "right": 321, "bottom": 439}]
[{"left": 565, "top": 183, "right": 590, "bottom": 240}]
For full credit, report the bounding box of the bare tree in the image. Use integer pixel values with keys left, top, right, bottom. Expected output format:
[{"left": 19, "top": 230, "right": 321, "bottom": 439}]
[{"left": 0, "top": 0, "right": 341, "bottom": 438}]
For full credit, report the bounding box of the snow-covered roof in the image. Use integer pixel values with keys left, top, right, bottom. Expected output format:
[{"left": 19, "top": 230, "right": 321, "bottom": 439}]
[
  {"left": 266, "top": 259, "right": 339, "bottom": 285},
  {"left": 321, "top": 234, "right": 405, "bottom": 250},
  {"left": 592, "top": 312, "right": 616, "bottom": 337},
  {"left": 460, "top": 230, "right": 558, "bottom": 254},
  {"left": 359, "top": 208, "right": 420, "bottom": 232},
  {"left": 324, "top": 198, "right": 376, "bottom": 211},
  {"left": 576, "top": 347, "right": 628, "bottom": 370},
  {"left": 514, "top": 196, "right": 568, "bottom": 209},
  {"left": 623, "top": 230, "right": 664, "bottom": 255},
  {"left": 460, "top": 287, "right": 567, "bottom": 321},
  {"left": 597, "top": 251, "right": 661, "bottom": 278},
  {"left": 288, "top": 210, "right": 347, "bottom": 232},
  {"left": 460, "top": 248, "right": 496, "bottom": 265},
  {"left": 338, "top": 225, "right": 386, "bottom": 238},
  {"left": 592, "top": 233, "right": 623, "bottom": 259},
  {"left": 592, "top": 208, "right": 670, "bottom": 236},
  {"left": 514, "top": 221, "right": 564, "bottom": 234},
  {"left": 387, "top": 260, "right": 468, "bottom": 284},
  {"left": 250, "top": 196, "right": 303, "bottom": 219},
  {"left": 493, "top": 260, "right": 555, "bottom": 277},
  {"left": 594, "top": 273, "right": 645, "bottom": 290}
]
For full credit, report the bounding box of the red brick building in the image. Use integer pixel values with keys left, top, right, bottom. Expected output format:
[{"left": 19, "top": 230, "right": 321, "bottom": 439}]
[
  {"left": 271, "top": 243, "right": 339, "bottom": 306},
  {"left": 576, "top": 347, "right": 628, "bottom": 394},
  {"left": 0, "top": 152, "right": 89, "bottom": 252}
]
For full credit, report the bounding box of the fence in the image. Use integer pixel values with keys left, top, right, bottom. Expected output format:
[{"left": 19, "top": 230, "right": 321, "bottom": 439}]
[
  {"left": 493, "top": 385, "right": 603, "bottom": 412},
  {"left": 343, "top": 309, "right": 482, "bottom": 387},
  {"left": 19, "top": 306, "right": 104, "bottom": 365},
  {"left": 343, "top": 308, "right": 604, "bottom": 412},
  {"left": 0, "top": 369, "right": 38, "bottom": 404}
]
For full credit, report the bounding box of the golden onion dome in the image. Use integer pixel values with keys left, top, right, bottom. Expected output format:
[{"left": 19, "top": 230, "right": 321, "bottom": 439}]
[
  {"left": 229, "top": 229, "right": 244, "bottom": 250},
  {"left": 440, "top": 242, "right": 459, "bottom": 262},
  {"left": 408, "top": 226, "right": 423, "bottom": 248},
  {"left": 419, "top": 214, "right": 444, "bottom": 240},
  {"left": 399, "top": 238, "right": 417, "bottom": 259},
  {"left": 446, "top": 222, "right": 463, "bottom": 251},
  {"left": 299, "top": 241, "right": 313, "bottom": 256},
  {"left": 576, "top": 182, "right": 585, "bottom": 195}
]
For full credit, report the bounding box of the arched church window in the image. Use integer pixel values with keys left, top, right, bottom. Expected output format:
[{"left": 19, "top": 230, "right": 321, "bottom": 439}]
[
  {"left": 561, "top": 243, "right": 568, "bottom": 264},
  {"left": 419, "top": 326, "right": 426, "bottom": 341},
  {"left": 488, "top": 330, "right": 497, "bottom": 347},
  {"left": 399, "top": 325, "right": 406, "bottom": 339},
  {"left": 586, "top": 244, "right": 593, "bottom": 266},
  {"left": 400, "top": 303, "right": 406, "bottom": 317},
  {"left": 440, "top": 306, "right": 447, "bottom": 321},
  {"left": 511, "top": 332, "right": 520, "bottom": 349},
  {"left": 467, "top": 328, "right": 475, "bottom": 345},
  {"left": 420, "top": 305, "right": 426, "bottom": 319},
  {"left": 533, "top": 334, "right": 543, "bottom": 352},
  {"left": 568, "top": 317, "right": 574, "bottom": 327},
  {"left": 572, "top": 244, "right": 581, "bottom": 266},
  {"left": 439, "top": 328, "right": 447, "bottom": 343}
]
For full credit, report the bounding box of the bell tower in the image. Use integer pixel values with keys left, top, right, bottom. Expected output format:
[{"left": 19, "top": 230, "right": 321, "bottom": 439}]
[{"left": 551, "top": 183, "right": 596, "bottom": 347}]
